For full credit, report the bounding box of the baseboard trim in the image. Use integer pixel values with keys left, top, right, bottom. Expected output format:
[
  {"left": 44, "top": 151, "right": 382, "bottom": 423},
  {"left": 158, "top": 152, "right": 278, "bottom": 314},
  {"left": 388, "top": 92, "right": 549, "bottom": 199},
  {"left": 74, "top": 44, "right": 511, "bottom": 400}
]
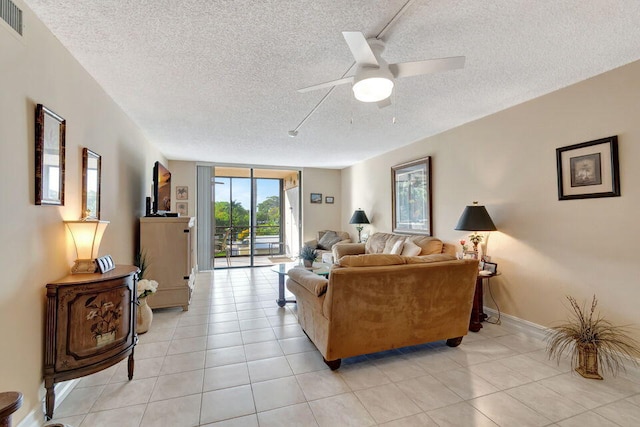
[
  {"left": 483, "top": 306, "right": 547, "bottom": 341},
  {"left": 17, "top": 379, "right": 80, "bottom": 427},
  {"left": 483, "top": 306, "right": 640, "bottom": 366}
]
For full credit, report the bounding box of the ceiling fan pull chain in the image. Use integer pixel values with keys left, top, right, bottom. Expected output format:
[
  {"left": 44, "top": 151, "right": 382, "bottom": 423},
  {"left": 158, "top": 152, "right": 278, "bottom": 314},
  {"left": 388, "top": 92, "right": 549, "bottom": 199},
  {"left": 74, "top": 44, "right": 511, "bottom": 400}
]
[{"left": 392, "top": 89, "right": 397, "bottom": 124}]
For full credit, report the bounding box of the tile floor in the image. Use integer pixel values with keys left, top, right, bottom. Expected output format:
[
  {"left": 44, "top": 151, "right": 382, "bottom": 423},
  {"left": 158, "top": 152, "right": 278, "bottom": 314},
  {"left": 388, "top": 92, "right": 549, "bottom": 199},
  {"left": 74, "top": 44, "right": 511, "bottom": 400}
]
[{"left": 46, "top": 268, "right": 640, "bottom": 427}]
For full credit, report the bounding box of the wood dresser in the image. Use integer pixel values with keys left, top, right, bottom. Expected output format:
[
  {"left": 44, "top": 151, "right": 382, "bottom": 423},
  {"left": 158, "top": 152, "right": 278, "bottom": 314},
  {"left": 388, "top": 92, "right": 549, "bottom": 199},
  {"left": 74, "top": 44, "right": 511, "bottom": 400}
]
[
  {"left": 140, "top": 216, "right": 196, "bottom": 310},
  {"left": 44, "top": 265, "right": 139, "bottom": 420}
]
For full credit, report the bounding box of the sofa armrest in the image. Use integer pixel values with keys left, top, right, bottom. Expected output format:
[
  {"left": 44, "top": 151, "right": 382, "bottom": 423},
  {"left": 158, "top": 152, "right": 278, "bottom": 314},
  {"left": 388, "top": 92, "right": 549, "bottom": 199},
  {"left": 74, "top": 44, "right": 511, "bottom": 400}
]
[
  {"left": 333, "top": 243, "right": 365, "bottom": 261},
  {"left": 287, "top": 268, "right": 329, "bottom": 296}
]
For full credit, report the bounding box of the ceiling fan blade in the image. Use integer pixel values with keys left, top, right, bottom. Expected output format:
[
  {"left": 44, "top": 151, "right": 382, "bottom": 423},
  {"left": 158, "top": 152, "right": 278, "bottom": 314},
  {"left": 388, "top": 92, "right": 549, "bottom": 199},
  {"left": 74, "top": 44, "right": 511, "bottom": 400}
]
[
  {"left": 389, "top": 56, "right": 466, "bottom": 79},
  {"left": 342, "top": 31, "right": 379, "bottom": 66},
  {"left": 377, "top": 97, "right": 392, "bottom": 109},
  {"left": 297, "top": 77, "right": 354, "bottom": 93}
]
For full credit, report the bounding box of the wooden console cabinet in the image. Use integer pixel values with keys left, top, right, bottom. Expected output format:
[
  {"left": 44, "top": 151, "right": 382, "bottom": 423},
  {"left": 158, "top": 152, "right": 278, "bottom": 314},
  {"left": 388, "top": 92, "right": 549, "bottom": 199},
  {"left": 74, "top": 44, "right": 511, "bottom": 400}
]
[
  {"left": 44, "top": 265, "right": 139, "bottom": 420},
  {"left": 140, "top": 216, "right": 196, "bottom": 311}
]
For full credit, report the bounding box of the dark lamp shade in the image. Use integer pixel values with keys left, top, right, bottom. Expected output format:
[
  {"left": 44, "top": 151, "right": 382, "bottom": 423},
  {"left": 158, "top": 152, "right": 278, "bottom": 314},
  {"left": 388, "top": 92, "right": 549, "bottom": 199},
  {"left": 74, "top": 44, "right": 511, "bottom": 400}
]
[
  {"left": 455, "top": 205, "right": 496, "bottom": 231},
  {"left": 349, "top": 209, "right": 370, "bottom": 225}
]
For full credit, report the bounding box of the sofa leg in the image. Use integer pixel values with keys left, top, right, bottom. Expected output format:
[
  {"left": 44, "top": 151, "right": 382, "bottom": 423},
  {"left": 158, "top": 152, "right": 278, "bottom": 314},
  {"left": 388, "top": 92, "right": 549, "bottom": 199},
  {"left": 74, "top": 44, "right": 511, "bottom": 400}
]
[
  {"left": 323, "top": 357, "right": 342, "bottom": 370},
  {"left": 446, "top": 337, "right": 463, "bottom": 347}
]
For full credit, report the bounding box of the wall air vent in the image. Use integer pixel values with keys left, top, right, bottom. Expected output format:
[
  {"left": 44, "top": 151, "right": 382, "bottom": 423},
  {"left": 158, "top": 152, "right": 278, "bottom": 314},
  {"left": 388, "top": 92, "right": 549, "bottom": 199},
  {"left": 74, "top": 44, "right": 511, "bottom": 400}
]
[{"left": 0, "top": 0, "right": 22, "bottom": 35}]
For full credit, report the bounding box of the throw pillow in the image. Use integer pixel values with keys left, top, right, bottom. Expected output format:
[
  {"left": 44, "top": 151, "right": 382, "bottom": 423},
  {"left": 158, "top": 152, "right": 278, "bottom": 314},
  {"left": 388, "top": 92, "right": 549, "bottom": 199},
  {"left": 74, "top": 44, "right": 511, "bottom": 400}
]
[
  {"left": 389, "top": 240, "right": 404, "bottom": 255},
  {"left": 401, "top": 240, "right": 422, "bottom": 257},
  {"left": 317, "top": 231, "right": 341, "bottom": 250},
  {"left": 382, "top": 237, "right": 405, "bottom": 254}
]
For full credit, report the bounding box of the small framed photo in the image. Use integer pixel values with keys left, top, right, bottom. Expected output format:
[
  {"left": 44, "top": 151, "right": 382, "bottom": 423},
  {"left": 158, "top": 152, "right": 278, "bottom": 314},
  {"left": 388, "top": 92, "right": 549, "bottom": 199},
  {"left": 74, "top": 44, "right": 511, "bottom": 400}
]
[
  {"left": 96, "top": 255, "right": 115, "bottom": 273},
  {"left": 325, "top": 196, "right": 334, "bottom": 204},
  {"left": 310, "top": 193, "right": 322, "bottom": 204},
  {"left": 176, "top": 186, "right": 188, "bottom": 200},
  {"left": 483, "top": 262, "right": 498, "bottom": 274},
  {"left": 556, "top": 136, "right": 620, "bottom": 200},
  {"left": 176, "top": 202, "right": 188, "bottom": 216},
  {"left": 463, "top": 251, "right": 478, "bottom": 260}
]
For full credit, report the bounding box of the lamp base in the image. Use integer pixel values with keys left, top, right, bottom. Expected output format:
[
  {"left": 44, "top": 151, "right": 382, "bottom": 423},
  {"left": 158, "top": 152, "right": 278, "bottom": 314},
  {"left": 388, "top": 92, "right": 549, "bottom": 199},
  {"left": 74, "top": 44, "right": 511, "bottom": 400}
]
[{"left": 71, "top": 259, "right": 99, "bottom": 274}]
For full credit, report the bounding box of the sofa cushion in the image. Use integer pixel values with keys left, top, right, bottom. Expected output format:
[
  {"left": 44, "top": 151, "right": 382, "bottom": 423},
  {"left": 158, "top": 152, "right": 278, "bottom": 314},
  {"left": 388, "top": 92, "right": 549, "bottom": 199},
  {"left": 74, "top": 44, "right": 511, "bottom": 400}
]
[
  {"left": 405, "top": 236, "right": 444, "bottom": 255},
  {"left": 287, "top": 268, "right": 329, "bottom": 296},
  {"left": 404, "top": 253, "right": 457, "bottom": 264},
  {"left": 317, "top": 231, "right": 342, "bottom": 250},
  {"left": 401, "top": 240, "right": 422, "bottom": 257},
  {"left": 337, "top": 254, "right": 406, "bottom": 267}
]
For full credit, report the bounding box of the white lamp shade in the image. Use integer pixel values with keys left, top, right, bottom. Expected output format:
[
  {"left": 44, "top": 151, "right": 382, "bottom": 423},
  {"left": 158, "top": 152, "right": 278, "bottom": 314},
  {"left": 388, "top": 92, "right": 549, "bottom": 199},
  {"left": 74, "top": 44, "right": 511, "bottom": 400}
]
[
  {"left": 65, "top": 220, "right": 109, "bottom": 260},
  {"left": 352, "top": 77, "right": 394, "bottom": 102}
]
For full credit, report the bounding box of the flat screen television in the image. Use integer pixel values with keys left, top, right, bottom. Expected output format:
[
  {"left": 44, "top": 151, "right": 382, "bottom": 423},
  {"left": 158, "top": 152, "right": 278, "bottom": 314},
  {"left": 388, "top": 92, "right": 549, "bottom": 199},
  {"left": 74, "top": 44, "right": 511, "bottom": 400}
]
[{"left": 153, "top": 161, "right": 171, "bottom": 214}]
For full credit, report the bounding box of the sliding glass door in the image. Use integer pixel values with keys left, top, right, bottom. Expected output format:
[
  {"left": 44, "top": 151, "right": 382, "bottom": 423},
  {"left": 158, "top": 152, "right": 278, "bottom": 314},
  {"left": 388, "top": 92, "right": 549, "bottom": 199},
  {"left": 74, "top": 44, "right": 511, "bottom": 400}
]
[{"left": 207, "top": 167, "right": 300, "bottom": 269}]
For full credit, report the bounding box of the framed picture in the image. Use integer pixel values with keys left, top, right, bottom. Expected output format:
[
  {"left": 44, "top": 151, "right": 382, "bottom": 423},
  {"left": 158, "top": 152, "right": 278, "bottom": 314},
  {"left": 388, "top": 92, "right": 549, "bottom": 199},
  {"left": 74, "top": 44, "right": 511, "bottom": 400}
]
[
  {"left": 391, "top": 156, "right": 432, "bottom": 235},
  {"left": 325, "top": 196, "right": 334, "bottom": 204},
  {"left": 176, "top": 186, "right": 188, "bottom": 200},
  {"left": 464, "top": 251, "right": 478, "bottom": 260},
  {"left": 176, "top": 202, "right": 188, "bottom": 216},
  {"left": 310, "top": 193, "right": 322, "bottom": 204},
  {"left": 35, "top": 104, "right": 66, "bottom": 205},
  {"left": 556, "top": 136, "right": 620, "bottom": 200},
  {"left": 483, "top": 262, "right": 498, "bottom": 274},
  {"left": 82, "top": 148, "right": 101, "bottom": 219}
]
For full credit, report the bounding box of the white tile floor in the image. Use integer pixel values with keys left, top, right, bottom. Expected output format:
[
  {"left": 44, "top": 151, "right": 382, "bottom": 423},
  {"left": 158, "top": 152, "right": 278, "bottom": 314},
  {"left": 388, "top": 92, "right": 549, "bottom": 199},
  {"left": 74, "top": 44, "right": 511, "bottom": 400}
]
[{"left": 46, "top": 268, "right": 640, "bottom": 427}]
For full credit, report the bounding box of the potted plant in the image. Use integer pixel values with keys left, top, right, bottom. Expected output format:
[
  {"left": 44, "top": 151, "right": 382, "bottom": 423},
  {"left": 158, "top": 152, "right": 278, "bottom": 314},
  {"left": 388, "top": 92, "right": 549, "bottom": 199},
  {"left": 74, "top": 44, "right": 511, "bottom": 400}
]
[
  {"left": 134, "top": 251, "right": 157, "bottom": 334},
  {"left": 300, "top": 245, "right": 318, "bottom": 268},
  {"left": 546, "top": 295, "right": 640, "bottom": 379},
  {"left": 136, "top": 278, "right": 158, "bottom": 334}
]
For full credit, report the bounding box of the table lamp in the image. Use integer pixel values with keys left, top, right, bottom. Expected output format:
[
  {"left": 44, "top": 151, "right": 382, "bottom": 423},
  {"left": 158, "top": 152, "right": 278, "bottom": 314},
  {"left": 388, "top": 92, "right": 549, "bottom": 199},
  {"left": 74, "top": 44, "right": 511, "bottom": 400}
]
[
  {"left": 64, "top": 220, "right": 109, "bottom": 273},
  {"left": 455, "top": 202, "right": 496, "bottom": 254},
  {"left": 349, "top": 209, "right": 370, "bottom": 243}
]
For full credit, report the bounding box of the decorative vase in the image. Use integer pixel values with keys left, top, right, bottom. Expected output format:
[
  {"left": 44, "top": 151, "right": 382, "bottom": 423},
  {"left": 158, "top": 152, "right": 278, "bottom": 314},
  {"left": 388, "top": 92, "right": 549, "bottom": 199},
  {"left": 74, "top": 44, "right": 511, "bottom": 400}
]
[
  {"left": 137, "top": 298, "right": 153, "bottom": 334},
  {"left": 95, "top": 331, "right": 116, "bottom": 347},
  {"left": 576, "top": 342, "right": 603, "bottom": 380},
  {"left": 303, "top": 259, "right": 313, "bottom": 268}
]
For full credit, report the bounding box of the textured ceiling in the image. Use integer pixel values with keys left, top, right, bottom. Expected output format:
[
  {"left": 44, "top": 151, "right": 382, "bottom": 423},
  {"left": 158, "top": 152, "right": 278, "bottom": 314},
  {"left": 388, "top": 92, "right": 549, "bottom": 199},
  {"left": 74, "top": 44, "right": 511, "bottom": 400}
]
[{"left": 23, "top": 0, "right": 640, "bottom": 169}]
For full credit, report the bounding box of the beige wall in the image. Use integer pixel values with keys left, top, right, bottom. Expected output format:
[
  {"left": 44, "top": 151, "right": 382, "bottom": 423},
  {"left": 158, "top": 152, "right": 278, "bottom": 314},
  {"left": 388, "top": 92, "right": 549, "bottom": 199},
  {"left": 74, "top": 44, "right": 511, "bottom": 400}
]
[
  {"left": 302, "top": 168, "right": 342, "bottom": 242},
  {"left": 0, "top": 4, "right": 164, "bottom": 423},
  {"left": 168, "top": 160, "right": 197, "bottom": 217},
  {"left": 342, "top": 60, "right": 640, "bottom": 341}
]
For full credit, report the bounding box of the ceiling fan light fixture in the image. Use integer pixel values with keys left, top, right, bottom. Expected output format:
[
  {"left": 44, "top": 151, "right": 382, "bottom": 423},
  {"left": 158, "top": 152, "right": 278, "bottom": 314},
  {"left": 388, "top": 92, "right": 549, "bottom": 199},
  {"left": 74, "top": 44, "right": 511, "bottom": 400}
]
[
  {"left": 353, "top": 76, "right": 394, "bottom": 102},
  {"left": 353, "top": 77, "right": 393, "bottom": 102}
]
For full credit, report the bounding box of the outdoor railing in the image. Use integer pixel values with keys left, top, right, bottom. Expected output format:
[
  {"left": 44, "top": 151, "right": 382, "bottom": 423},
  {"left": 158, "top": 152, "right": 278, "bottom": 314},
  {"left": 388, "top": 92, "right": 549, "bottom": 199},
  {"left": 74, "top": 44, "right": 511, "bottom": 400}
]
[{"left": 213, "top": 225, "right": 283, "bottom": 257}]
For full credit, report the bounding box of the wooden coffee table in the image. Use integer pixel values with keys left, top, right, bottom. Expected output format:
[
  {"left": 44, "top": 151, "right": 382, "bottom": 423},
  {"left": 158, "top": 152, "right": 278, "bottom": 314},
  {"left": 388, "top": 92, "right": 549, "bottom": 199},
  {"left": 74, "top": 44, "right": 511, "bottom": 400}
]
[{"left": 271, "top": 262, "right": 330, "bottom": 307}]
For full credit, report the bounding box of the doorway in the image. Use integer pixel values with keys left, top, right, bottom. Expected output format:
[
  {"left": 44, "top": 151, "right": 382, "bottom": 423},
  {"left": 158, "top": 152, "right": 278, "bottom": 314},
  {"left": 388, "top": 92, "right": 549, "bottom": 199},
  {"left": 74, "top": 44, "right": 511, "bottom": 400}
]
[{"left": 209, "top": 167, "right": 301, "bottom": 269}]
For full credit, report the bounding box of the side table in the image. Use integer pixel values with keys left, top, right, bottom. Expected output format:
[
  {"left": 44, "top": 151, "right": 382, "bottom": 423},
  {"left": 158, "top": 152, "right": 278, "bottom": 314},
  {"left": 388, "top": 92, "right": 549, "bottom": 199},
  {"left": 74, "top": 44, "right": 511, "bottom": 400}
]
[
  {"left": 469, "top": 272, "right": 500, "bottom": 332},
  {"left": 0, "top": 391, "right": 22, "bottom": 427}
]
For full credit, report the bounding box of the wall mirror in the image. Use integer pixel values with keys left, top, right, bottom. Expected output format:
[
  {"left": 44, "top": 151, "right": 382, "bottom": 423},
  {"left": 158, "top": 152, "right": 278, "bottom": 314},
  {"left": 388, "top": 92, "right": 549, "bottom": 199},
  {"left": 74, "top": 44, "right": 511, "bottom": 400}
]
[
  {"left": 391, "top": 156, "right": 432, "bottom": 235},
  {"left": 35, "top": 104, "right": 66, "bottom": 205},
  {"left": 82, "top": 148, "right": 102, "bottom": 219}
]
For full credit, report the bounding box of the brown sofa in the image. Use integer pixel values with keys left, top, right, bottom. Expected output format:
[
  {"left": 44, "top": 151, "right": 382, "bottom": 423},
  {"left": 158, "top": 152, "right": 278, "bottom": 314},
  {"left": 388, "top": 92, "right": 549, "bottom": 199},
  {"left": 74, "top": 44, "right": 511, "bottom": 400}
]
[
  {"left": 286, "top": 248, "right": 479, "bottom": 370},
  {"left": 332, "top": 231, "right": 457, "bottom": 262}
]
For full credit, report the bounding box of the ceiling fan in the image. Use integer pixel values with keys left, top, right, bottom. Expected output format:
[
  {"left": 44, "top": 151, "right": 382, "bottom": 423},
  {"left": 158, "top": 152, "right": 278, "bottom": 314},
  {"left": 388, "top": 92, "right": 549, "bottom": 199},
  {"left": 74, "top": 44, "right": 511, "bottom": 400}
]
[{"left": 298, "top": 31, "right": 465, "bottom": 107}]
